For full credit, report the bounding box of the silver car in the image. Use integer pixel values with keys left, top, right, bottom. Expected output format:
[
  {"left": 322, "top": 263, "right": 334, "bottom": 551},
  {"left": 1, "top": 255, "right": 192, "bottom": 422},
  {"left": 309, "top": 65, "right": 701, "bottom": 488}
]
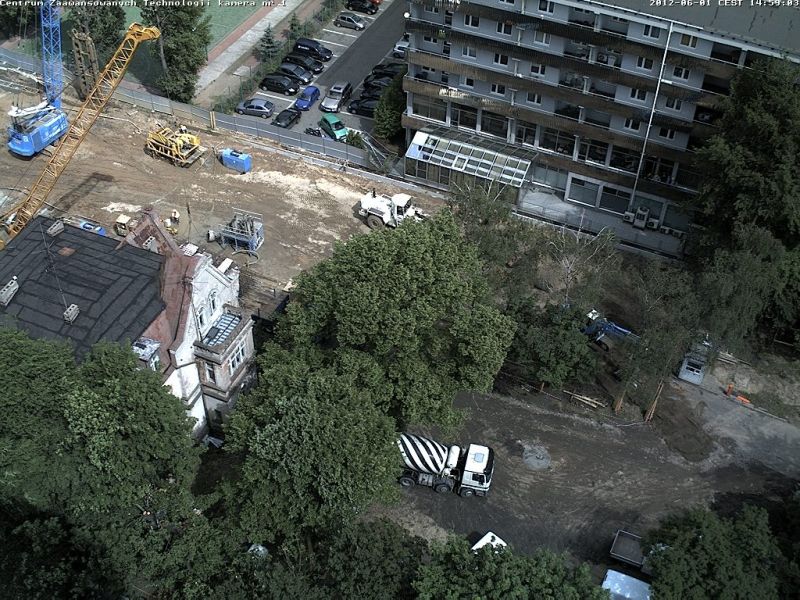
[
  {"left": 334, "top": 12, "right": 366, "bottom": 31},
  {"left": 320, "top": 81, "right": 353, "bottom": 112}
]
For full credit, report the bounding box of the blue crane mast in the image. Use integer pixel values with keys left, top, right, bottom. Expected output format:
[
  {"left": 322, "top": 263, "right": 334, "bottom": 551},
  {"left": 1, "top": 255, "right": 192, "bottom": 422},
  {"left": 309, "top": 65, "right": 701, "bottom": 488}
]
[{"left": 7, "top": 0, "right": 68, "bottom": 156}]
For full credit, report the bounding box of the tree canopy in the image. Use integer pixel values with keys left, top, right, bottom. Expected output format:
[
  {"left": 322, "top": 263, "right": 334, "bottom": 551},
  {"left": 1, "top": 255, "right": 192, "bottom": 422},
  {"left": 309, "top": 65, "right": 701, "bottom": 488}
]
[
  {"left": 691, "top": 58, "right": 800, "bottom": 344},
  {"left": 414, "top": 538, "right": 608, "bottom": 600},
  {"left": 646, "top": 506, "right": 782, "bottom": 600},
  {"left": 137, "top": 3, "right": 212, "bottom": 102},
  {"left": 69, "top": 6, "right": 125, "bottom": 62},
  {"left": 274, "top": 211, "right": 515, "bottom": 430}
]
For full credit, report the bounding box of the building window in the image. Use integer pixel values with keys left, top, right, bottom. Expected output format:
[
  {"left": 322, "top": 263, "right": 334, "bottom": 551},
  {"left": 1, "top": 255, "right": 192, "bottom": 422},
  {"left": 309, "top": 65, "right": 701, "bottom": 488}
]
[
  {"left": 540, "top": 127, "right": 575, "bottom": 155},
  {"left": 490, "top": 83, "right": 506, "bottom": 95},
  {"left": 659, "top": 127, "right": 676, "bottom": 140},
  {"left": 463, "top": 76, "right": 474, "bottom": 88},
  {"left": 624, "top": 118, "right": 641, "bottom": 131},
  {"left": 423, "top": 35, "right": 436, "bottom": 43},
  {"left": 441, "top": 72, "right": 449, "bottom": 84},
  {"left": 500, "top": 0, "right": 515, "bottom": 4},
  {"left": 636, "top": 56, "right": 653, "bottom": 70},
  {"left": 534, "top": 31, "right": 551, "bottom": 45},
  {"left": 530, "top": 63, "right": 546, "bottom": 77},
  {"left": 673, "top": 66, "right": 690, "bottom": 79},
  {"left": 197, "top": 306, "right": 206, "bottom": 329},
  {"left": 208, "top": 291, "right": 218, "bottom": 314},
  {"left": 643, "top": 25, "right": 661, "bottom": 38},
  {"left": 680, "top": 34, "right": 698, "bottom": 48},
  {"left": 568, "top": 177, "right": 600, "bottom": 206},
  {"left": 423, "top": 4, "right": 439, "bottom": 13},
  {"left": 204, "top": 361, "right": 217, "bottom": 385},
  {"left": 494, "top": 53, "right": 509, "bottom": 66},
  {"left": 464, "top": 14, "right": 480, "bottom": 27},
  {"left": 538, "top": 0, "right": 554, "bottom": 13},
  {"left": 665, "top": 97, "right": 682, "bottom": 111},
  {"left": 527, "top": 91, "right": 541, "bottom": 104},
  {"left": 629, "top": 88, "right": 647, "bottom": 101},
  {"left": 229, "top": 340, "right": 247, "bottom": 375},
  {"left": 497, "top": 22, "right": 512, "bottom": 35},
  {"left": 480, "top": 111, "right": 508, "bottom": 138},
  {"left": 411, "top": 97, "right": 447, "bottom": 121},
  {"left": 452, "top": 104, "right": 478, "bottom": 130},
  {"left": 462, "top": 45, "right": 477, "bottom": 58},
  {"left": 578, "top": 139, "right": 609, "bottom": 163}
]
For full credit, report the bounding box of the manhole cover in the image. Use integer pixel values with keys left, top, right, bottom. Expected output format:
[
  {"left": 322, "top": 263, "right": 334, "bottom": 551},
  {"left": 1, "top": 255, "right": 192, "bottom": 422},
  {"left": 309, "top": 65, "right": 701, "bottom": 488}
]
[{"left": 522, "top": 443, "right": 551, "bottom": 470}]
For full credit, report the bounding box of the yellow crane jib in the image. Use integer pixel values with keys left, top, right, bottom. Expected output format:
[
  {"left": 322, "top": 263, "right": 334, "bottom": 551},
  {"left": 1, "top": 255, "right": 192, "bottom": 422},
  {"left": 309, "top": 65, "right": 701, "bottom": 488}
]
[{"left": 0, "top": 23, "right": 160, "bottom": 250}]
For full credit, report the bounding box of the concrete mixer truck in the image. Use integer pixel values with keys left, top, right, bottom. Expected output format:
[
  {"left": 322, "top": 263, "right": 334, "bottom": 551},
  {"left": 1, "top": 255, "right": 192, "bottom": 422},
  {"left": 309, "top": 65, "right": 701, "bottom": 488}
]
[{"left": 397, "top": 433, "right": 495, "bottom": 497}]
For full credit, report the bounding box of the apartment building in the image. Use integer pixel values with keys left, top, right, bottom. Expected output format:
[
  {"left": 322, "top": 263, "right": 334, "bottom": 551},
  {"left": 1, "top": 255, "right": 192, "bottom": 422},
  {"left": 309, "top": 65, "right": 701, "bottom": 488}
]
[{"left": 400, "top": 0, "right": 799, "bottom": 254}]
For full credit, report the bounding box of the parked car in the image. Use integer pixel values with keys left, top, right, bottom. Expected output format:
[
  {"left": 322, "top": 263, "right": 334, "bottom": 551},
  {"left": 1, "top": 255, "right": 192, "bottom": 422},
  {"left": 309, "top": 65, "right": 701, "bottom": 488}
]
[
  {"left": 359, "top": 87, "right": 385, "bottom": 101},
  {"left": 371, "top": 62, "right": 407, "bottom": 78},
  {"left": 235, "top": 97, "right": 274, "bottom": 118},
  {"left": 319, "top": 113, "right": 348, "bottom": 142},
  {"left": 259, "top": 74, "right": 299, "bottom": 95},
  {"left": 293, "top": 38, "right": 333, "bottom": 62},
  {"left": 334, "top": 12, "right": 366, "bottom": 30},
  {"left": 346, "top": 0, "right": 378, "bottom": 14},
  {"left": 294, "top": 86, "right": 321, "bottom": 110},
  {"left": 320, "top": 81, "right": 353, "bottom": 112},
  {"left": 278, "top": 63, "right": 313, "bottom": 85},
  {"left": 284, "top": 52, "right": 324, "bottom": 74},
  {"left": 363, "top": 74, "right": 394, "bottom": 89},
  {"left": 347, "top": 98, "right": 378, "bottom": 118},
  {"left": 392, "top": 33, "right": 410, "bottom": 58},
  {"left": 273, "top": 107, "right": 302, "bottom": 129}
]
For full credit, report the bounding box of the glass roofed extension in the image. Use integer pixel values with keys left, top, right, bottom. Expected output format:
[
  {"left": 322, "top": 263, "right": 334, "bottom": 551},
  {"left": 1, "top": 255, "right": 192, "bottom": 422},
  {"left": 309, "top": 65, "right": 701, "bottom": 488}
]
[{"left": 405, "top": 131, "right": 531, "bottom": 188}]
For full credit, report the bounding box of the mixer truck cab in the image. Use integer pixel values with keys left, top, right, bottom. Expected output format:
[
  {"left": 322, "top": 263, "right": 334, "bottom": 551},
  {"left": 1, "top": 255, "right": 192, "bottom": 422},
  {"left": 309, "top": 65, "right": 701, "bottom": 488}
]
[{"left": 397, "top": 433, "right": 495, "bottom": 497}]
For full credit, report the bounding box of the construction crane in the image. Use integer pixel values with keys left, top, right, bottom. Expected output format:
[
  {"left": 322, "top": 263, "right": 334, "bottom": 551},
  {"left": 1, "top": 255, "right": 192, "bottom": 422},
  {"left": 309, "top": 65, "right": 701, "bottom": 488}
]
[
  {"left": 0, "top": 23, "right": 161, "bottom": 251},
  {"left": 7, "top": 0, "right": 69, "bottom": 156}
]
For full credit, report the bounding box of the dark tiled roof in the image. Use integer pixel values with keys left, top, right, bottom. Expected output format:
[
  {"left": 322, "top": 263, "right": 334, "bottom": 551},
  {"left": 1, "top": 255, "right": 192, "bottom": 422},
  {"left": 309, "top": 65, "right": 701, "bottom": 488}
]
[{"left": 0, "top": 217, "right": 165, "bottom": 357}]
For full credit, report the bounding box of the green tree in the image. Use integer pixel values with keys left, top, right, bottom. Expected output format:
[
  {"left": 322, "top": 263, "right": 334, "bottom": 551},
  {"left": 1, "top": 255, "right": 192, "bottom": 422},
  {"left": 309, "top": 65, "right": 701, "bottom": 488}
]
[
  {"left": 448, "top": 182, "right": 545, "bottom": 302},
  {"left": 275, "top": 212, "right": 516, "bottom": 429},
  {"left": 413, "top": 538, "right": 608, "bottom": 600},
  {"left": 256, "top": 24, "right": 281, "bottom": 62},
  {"left": 507, "top": 302, "right": 596, "bottom": 389},
  {"left": 227, "top": 347, "right": 399, "bottom": 542},
  {"left": 288, "top": 14, "right": 303, "bottom": 41},
  {"left": 0, "top": 513, "right": 121, "bottom": 598},
  {"left": 69, "top": 6, "right": 125, "bottom": 61},
  {"left": 315, "top": 519, "right": 425, "bottom": 599},
  {"left": 646, "top": 506, "right": 781, "bottom": 600},
  {"left": 345, "top": 129, "right": 365, "bottom": 148},
  {"left": 373, "top": 75, "right": 405, "bottom": 140},
  {"left": 0, "top": 5, "right": 34, "bottom": 38},
  {"left": 137, "top": 3, "right": 212, "bottom": 102},
  {"left": 691, "top": 58, "right": 800, "bottom": 341}
]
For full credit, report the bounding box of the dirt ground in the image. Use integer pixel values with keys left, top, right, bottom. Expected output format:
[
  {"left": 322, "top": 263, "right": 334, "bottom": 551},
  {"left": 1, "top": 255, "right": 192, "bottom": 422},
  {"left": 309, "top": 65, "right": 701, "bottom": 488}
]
[
  {"left": 0, "top": 85, "right": 440, "bottom": 313},
  {"left": 384, "top": 384, "right": 799, "bottom": 566}
]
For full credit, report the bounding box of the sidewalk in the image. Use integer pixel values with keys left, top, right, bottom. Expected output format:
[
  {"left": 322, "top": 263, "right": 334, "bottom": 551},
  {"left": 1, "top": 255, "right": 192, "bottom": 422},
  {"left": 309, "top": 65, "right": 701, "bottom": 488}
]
[{"left": 194, "top": 0, "right": 326, "bottom": 107}]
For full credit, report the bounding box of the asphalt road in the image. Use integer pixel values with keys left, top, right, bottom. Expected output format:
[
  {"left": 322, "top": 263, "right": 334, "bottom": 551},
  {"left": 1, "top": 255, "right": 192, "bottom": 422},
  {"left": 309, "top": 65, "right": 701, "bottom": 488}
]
[{"left": 253, "top": 0, "right": 406, "bottom": 137}]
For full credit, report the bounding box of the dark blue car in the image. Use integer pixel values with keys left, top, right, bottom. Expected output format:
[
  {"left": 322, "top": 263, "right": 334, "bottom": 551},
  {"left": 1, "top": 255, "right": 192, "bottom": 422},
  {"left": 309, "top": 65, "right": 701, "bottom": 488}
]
[{"left": 295, "top": 86, "right": 321, "bottom": 111}]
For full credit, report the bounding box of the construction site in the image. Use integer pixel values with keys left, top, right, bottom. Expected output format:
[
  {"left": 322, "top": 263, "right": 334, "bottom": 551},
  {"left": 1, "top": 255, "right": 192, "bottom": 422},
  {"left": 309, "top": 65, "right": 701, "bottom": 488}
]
[{"left": 1, "top": 15, "right": 799, "bottom": 584}]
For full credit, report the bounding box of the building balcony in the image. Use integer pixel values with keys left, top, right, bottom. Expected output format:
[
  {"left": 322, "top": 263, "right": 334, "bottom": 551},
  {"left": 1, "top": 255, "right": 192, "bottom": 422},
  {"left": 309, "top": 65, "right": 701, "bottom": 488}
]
[{"left": 194, "top": 306, "right": 250, "bottom": 363}]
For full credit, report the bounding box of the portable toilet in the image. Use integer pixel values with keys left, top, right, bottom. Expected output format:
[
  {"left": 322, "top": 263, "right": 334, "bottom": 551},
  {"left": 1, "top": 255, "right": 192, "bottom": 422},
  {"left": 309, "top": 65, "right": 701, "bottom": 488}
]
[{"left": 220, "top": 148, "right": 252, "bottom": 174}]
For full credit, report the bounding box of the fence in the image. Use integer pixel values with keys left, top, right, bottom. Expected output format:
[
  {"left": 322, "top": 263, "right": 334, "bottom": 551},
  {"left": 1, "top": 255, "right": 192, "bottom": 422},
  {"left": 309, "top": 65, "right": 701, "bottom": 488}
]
[{"left": 0, "top": 47, "right": 375, "bottom": 169}]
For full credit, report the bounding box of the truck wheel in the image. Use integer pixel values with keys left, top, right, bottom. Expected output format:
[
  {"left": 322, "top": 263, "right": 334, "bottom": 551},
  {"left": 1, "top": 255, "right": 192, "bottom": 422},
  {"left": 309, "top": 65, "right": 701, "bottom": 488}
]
[
  {"left": 398, "top": 476, "right": 414, "bottom": 488},
  {"left": 366, "top": 214, "right": 383, "bottom": 229},
  {"left": 434, "top": 483, "right": 450, "bottom": 494},
  {"left": 459, "top": 488, "right": 475, "bottom": 498}
]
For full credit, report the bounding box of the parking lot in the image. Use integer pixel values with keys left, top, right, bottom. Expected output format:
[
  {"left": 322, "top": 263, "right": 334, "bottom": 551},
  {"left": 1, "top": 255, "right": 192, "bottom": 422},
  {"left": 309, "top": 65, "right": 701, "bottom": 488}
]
[{"left": 241, "top": 0, "right": 406, "bottom": 138}]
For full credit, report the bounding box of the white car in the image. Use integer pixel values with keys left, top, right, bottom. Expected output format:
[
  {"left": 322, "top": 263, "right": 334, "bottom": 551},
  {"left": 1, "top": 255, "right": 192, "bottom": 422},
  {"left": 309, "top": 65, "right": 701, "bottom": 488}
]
[{"left": 393, "top": 33, "right": 410, "bottom": 58}]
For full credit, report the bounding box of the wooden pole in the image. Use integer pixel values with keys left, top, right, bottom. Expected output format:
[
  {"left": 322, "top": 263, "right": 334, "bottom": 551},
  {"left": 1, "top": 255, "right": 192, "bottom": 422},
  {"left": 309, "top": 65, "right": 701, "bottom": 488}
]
[{"left": 644, "top": 380, "right": 664, "bottom": 422}]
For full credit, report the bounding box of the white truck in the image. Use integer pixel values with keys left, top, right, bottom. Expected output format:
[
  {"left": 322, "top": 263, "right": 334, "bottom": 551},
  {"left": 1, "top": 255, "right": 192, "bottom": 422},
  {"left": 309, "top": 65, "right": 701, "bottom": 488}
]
[
  {"left": 397, "top": 433, "right": 494, "bottom": 497},
  {"left": 358, "top": 189, "right": 427, "bottom": 229}
]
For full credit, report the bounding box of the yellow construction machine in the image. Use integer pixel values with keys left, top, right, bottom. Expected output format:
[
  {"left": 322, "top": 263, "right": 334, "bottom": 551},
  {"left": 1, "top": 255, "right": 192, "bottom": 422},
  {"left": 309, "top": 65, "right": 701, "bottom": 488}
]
[
  {"left": 145, "top": 126, "right": 207, "bottom": 167},
  {"left": 0, "top": 23, "right": 160, "bottom": 250}
]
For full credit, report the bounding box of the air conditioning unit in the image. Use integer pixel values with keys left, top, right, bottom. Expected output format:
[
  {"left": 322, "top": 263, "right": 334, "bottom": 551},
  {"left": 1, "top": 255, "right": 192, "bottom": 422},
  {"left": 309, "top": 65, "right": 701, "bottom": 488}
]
[
  {"left": 46, "top": 220, "right": 64, "bottom": 236},
  {"left": 64, "top": 303, "right": 80, "bottom": 323},
  {"left": 622, "top": 211, "right": 635, "bottom": 223},
  {"left": 0, "top": 277, "right": 19, "bottom": 307},
  {"left": 646, "top": 217, "right": 660, "bottom": 230},
  {"left": 660, "top": 226, "right": 672, "bottom": 235}
]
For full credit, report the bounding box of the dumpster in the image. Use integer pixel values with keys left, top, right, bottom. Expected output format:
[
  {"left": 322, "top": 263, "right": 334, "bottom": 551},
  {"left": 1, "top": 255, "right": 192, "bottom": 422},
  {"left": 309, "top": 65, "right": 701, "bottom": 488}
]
[{"left": 219, "top": 148, "right": 252, "bottom": 174}]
